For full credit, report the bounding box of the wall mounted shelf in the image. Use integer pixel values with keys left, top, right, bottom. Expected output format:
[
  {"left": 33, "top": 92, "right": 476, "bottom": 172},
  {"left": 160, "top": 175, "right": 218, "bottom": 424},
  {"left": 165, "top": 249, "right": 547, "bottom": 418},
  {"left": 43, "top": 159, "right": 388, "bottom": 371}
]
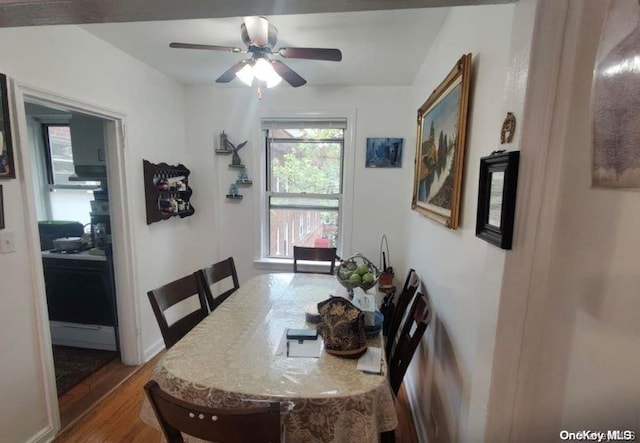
[{"left": 143, "top": 160, "right": 195, "bottom": 225}]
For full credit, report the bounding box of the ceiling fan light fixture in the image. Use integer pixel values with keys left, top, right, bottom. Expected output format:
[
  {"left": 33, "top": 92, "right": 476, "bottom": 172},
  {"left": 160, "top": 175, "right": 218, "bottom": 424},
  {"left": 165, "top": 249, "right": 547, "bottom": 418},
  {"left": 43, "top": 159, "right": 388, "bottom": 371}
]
[
  {"left": 172, "top": 16, "right": 342, "bottom": 88},
  {"left": 236, "top": 63, "right": 255, "bottom": 86},
  {"left": 254, "top": 58, "right": 273, "bottom": 80},
  {"left": 265, "top": 73, "right": 282, "bottom": 88}
]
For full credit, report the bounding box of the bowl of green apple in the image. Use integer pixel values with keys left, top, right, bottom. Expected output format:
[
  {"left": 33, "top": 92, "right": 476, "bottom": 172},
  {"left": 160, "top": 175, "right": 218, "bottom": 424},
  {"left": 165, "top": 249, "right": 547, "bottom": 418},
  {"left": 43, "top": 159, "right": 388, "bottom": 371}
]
[{"left": 336, "top": 253, "right": 380, "bottom": 294}]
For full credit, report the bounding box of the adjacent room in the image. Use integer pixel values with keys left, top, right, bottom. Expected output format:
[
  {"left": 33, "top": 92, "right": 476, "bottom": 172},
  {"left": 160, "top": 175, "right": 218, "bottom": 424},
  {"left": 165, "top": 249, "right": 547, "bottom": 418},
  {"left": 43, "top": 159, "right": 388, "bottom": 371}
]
[{"left": 0, "top": 1, "right": 638, "bottom": 442}]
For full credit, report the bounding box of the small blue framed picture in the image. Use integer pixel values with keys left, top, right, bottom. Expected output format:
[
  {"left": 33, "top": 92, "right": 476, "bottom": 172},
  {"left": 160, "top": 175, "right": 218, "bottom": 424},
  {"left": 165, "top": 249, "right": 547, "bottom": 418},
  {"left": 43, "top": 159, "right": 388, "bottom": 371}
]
[{"left": 366, "top": 138, "right": 403, "bottom": 168}]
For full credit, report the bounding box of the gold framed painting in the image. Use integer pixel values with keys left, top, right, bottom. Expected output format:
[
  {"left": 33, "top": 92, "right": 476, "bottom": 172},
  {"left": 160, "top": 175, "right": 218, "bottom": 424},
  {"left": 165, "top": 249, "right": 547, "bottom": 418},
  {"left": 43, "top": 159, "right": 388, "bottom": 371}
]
[{"left": 412, "top": 54, "right": 472, "bottom": 229}]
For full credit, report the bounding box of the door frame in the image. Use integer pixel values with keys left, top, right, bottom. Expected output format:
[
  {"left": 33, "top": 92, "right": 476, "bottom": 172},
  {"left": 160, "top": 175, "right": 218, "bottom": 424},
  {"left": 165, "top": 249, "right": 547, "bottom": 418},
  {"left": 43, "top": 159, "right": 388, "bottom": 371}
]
[{"left": 11, "top": 82, "right": 142, "bottom": 435}]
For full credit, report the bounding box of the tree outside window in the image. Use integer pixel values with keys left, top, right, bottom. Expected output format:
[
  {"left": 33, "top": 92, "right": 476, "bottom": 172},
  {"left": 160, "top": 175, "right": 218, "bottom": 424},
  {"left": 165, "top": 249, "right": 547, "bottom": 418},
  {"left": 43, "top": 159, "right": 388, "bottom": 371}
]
[{"left": 266, "top": 125, "right": 344, "bottom": 258}]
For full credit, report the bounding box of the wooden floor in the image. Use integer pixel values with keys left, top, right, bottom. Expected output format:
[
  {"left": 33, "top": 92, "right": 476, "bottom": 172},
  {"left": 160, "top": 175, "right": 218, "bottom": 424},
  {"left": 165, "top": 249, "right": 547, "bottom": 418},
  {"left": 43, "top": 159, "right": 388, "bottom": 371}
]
[
  {"left": 57, "top": 356, "right": 139, "bottom": 430},
  {"left": 55, "top": 352, "right": 163, "bottom": 442},
  {"left": 55, "top": 351, "right": 418, "bottom": 442}
]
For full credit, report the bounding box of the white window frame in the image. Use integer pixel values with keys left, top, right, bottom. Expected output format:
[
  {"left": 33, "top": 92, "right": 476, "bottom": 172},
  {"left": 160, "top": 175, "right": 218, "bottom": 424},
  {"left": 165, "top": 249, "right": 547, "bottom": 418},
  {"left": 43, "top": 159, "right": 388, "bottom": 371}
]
[
  {"left": 265, "top": 124, "right": 344, "bottom": 258},
  {"left": 253, "top": 110, "right": 355, "bottom": 270}
]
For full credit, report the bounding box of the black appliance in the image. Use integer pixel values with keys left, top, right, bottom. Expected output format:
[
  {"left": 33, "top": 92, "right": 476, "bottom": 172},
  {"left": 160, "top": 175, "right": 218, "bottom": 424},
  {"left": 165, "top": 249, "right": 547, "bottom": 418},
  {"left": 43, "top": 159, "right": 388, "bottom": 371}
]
[{"left": 42, "top": 255, "right": 117, "bottom": 327}]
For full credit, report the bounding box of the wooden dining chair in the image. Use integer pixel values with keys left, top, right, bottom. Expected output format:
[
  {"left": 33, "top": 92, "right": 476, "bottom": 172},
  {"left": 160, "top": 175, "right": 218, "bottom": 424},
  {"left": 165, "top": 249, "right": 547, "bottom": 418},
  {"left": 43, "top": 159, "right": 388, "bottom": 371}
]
[
  {"left": 384, "top": 268, "right": 420, "bottom": 361},
  {"left": 197, "top": 257, "right": 240, "bottom": 311},
  {"left": 388, "top": 291, "right": 432, "bottom": 396},
  {"left": 293, "top": 246, "right": 337, "bottom": 274},
  {"left": 147, "top": 273, "right": 208, "bottom": 349},
  {"left": 145, "top": 380, "right": 281, "bottom": 443}
]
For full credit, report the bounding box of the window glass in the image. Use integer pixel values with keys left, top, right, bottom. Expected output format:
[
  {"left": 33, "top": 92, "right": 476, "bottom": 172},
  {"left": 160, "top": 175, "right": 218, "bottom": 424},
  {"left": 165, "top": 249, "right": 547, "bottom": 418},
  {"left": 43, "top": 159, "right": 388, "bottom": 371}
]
[
  {"left": 265, "top": 125, "right": 344, "bottom": 258},
  {"left": 45, "top": 124, "right": 100, "bottom": 187},
  {"left": 47, "top": 126, "right": 75, "bottom": 184}
]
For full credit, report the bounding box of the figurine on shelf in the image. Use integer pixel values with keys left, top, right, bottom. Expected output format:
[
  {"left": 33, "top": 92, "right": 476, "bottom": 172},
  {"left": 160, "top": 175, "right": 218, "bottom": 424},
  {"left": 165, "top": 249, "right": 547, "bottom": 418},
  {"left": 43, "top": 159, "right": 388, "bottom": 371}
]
[
  {"left": 227, "top": 183, "right": 240, "bottom": 198},
  {"left": 230, "top": 139, "right": 247, "bottom": 166},
  {"left": 218, "top": 131, "right": 232, "bottom": 153},
  {"left": 157, "top": 179, "right": 169, "bottom": 191},
  {"left": 216, "top": 131, "right": 233, "bottom": 154},
  {"left": 237, "top": 168, "right": 252, "bottom": 184},
  {"left": 216, "top": 130, "right": 248, "bottom": 166},
  {"left": 169, "top": 197, "right": 179, "bottom": 214}
]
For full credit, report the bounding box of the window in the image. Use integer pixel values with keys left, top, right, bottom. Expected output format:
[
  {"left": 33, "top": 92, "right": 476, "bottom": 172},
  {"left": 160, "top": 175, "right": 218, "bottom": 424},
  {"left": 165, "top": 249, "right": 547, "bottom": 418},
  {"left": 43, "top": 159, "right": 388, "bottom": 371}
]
[
  {"left": 43, "top": 124, "right": 100, "bottom": 188},
  {"left": 40, "top": 124, "right": 99, "bottom": 226},
  {"left": 264, "top": 119, "right": 345, "bottom": 259}
]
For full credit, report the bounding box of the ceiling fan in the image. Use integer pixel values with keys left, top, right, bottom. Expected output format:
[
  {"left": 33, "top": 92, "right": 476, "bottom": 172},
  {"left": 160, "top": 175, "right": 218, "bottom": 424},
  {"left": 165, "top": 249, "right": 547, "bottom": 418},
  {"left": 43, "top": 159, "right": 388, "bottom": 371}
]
[{"left": 169, "top": 16, "right": 342, "bottom": 88}]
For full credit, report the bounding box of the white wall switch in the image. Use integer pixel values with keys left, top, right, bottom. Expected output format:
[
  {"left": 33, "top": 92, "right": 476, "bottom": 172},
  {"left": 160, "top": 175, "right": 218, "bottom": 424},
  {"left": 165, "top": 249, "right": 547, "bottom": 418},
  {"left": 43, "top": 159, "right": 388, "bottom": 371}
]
[{"left": 0, "top": 230, "right": 16, "bottom": 254}]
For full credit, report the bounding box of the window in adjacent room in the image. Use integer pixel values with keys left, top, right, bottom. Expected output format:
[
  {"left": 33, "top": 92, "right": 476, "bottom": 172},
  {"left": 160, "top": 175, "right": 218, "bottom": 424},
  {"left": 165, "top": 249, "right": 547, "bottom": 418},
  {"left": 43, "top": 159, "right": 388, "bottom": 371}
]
[
  {"left": 43, "top": 124, "right": 100, "bottom": 188},
  {"left": 42, "top": 124, "right": 99, "bottom": 224},
  {"left": 263, "top": 119, "right": 346, "bottom": 259}
]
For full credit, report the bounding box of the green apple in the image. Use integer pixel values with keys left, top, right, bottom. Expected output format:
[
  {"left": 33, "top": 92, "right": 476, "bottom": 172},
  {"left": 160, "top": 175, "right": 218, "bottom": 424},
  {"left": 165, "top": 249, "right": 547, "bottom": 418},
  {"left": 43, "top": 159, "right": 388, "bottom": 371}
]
[
  {"left": 357, "top": 264, "right": 370, "bottom": 275},
  {"left": 362, "top": 272, "right": 374, "bottom": 283},
  {"left": 349, "top": 273, "right": 362, "bottom": 283}
]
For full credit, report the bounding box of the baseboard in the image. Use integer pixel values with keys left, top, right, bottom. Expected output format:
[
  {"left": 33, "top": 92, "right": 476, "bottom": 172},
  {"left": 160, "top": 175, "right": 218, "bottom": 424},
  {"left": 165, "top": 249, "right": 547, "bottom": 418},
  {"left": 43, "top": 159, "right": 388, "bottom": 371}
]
[
  {"left": 143, "top": 339, "right": 165, "bottom": 362},
  {"left": 405, "top": 376, "right": 430, "bottom": 443},
  {"left": 26, "top": 425, "right": 55, "bottom": 443}
]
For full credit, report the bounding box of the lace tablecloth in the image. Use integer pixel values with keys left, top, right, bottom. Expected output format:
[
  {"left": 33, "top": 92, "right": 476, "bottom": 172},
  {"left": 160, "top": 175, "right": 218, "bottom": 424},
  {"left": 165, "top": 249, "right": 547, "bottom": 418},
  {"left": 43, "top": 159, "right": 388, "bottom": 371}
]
[{"left": 140, "top": 273, "right": 397, "bottom": 442}]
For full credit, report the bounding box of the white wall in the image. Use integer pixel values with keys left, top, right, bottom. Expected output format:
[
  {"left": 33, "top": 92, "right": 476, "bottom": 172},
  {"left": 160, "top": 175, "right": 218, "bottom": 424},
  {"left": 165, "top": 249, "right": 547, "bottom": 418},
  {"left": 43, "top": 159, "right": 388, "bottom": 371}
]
[
  {"left": 184, "top": 85, "right": 416, "bottom": 282},
  {"left": 403, "top": 4, "right": 516, "bottom": 442},
  {"left": 0, "top": 25, "right": 188, "bottom": 441},
  {"left": 508, "top": 1, "right": 640, "bottom": 440}
]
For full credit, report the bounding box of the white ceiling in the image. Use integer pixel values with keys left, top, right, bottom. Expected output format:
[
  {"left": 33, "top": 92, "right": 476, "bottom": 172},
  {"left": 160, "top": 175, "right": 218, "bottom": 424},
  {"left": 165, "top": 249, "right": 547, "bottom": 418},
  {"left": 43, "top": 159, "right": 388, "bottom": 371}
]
[
  {"left": 81, "top": 8, "right": 451, "bottom": 87},
  {"left": 1, "top": 1, "right": 515, "bottom": 88}
]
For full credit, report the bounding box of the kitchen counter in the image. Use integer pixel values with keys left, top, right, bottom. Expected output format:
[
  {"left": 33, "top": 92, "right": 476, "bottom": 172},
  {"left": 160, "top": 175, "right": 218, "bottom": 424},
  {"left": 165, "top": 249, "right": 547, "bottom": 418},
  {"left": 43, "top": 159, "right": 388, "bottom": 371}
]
[{"left": 41, "top": 249, "right": 107, "bottom": 262}]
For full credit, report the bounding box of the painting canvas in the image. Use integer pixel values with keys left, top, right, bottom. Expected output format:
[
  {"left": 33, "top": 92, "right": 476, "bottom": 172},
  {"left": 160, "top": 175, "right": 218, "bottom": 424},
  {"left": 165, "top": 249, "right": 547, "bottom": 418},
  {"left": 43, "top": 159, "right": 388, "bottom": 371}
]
[
  {"left": 365, "top": 138, "right": 403, "bottom": 168},
  {"left": 412, "top": 54, "right": 472, "bottom": 229},
  {"left": 593, "top": 0, "right": 640, "bottom": 188}
]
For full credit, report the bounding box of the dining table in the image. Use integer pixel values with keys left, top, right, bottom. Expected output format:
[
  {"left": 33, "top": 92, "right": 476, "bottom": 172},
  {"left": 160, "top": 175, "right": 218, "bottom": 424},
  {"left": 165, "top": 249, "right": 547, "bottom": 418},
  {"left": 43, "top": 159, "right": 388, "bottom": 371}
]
[{"left": 140, "top": 272, "right": 398, "bottom": 442}]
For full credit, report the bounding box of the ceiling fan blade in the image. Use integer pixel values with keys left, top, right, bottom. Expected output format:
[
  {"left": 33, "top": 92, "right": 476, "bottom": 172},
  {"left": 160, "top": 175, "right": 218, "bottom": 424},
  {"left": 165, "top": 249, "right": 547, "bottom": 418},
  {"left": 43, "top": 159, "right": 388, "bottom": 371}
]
[
  {"left": 271, "top": 60, "right": 306, "bottom": 87},
  {"left": 243, "top": 16, "right": 270, "bottom": 47},
  {"left": 170, "top": 42, "right": 243, "bottom": 53},
  {"left": 277, "top": 47, "right": 342, "bottom": 62},
  {"left": 216, "top": 59, "right": 250, "bottom": 83}
]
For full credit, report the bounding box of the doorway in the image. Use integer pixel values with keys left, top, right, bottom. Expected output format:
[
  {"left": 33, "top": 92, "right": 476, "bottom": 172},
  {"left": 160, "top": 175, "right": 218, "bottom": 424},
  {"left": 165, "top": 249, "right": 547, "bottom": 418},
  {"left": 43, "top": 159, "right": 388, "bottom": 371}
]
[{"left": 13, "top": 86, "right": 141, "bottom": 434}]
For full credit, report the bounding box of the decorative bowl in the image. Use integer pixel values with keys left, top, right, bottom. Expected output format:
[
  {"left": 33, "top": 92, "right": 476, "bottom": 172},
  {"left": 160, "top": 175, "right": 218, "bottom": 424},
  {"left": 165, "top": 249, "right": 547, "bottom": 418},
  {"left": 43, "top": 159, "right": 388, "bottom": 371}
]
[{"left": 335, "top": 253, "right": 380, "bottom": 294}]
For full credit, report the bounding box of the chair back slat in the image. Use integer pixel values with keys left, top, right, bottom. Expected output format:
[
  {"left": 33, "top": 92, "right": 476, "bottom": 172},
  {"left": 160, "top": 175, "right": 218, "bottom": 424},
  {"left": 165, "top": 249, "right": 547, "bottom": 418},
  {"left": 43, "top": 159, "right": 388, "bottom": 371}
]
[
  {"left": 385, "top": 269, "right": 419, "bottom": 360},
  {"left": 293, "top": 246, "right": 337, "bottom": 274},
  {"left": 147, "top": 273, "right": 208, "bottom": 349},
  {"left": 145, "top": 380, "right": 281, "bottom": 443},
  {"left": 388, "top": 291, "right": 432, "bottom": 395},
  {"left": 197, "top": 257, "right": 240, "bottom": 311}
]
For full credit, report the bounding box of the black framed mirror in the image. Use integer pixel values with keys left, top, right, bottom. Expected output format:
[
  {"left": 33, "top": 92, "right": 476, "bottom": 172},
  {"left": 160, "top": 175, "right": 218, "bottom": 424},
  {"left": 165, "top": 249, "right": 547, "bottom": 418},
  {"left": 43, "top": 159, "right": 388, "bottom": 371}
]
[
  {"left": 0, "top": 73, "right": 15, "bottom": 178},
  {"left": 476, "top": 150, "right": 520, "bottom": 249}
]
